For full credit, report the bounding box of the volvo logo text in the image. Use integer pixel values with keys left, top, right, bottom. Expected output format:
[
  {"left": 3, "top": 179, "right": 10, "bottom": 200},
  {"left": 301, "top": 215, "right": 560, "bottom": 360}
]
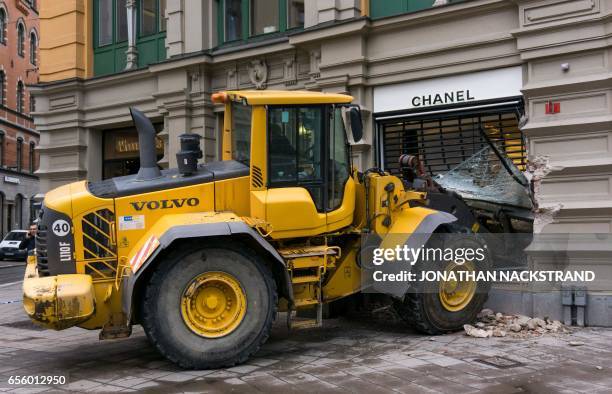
[{"left": 130, "top": 198, "right": 200, "bottom": 211}]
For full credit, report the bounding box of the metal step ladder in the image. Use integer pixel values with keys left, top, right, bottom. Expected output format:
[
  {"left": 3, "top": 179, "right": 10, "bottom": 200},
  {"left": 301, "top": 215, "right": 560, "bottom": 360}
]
[{"left": 279, "top": 246, "right": 338, "bottom": 330}]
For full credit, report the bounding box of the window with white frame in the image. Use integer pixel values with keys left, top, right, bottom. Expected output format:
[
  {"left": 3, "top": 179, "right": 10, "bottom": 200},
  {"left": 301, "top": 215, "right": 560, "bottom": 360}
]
[
  {"left": 29, "top": 31, "right": 37, "bottom": 65},
  {"left": 16, "top": 81, "right": 25, "bottom": 113},
  {"left": 17, "top": 22, "right": 25, "bottom": 57},
  {"left": 0, "top": 8, "right": 6, "bottom": 45}
]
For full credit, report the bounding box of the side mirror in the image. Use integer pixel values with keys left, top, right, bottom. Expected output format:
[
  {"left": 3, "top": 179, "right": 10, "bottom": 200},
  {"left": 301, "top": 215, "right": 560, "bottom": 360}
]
[{"left": 349, "top": 107, "right": 363, "bottom": 143}]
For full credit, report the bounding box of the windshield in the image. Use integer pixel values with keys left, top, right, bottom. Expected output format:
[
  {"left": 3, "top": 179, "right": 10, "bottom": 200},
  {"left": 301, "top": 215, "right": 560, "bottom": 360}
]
[
  {"left": 231, "top": 101, "right": 252, "bottom": 165},
  {"left": 4, "top": 231, "right": 26, "bottom": 241}
]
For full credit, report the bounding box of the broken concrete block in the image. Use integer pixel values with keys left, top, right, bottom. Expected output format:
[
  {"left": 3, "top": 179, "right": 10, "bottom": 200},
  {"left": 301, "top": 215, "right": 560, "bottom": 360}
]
[
  {"left": 464, "top": 324, "right": 492, "bottom": 338},
  {"left": 515, "top": 315, "right": 531, "bottom": 327},
  {"left": 478, "top": 309, "right": 494, "bottom": 319},
  {"left": 492, "top": 328, "right": 507, "bottom": 337}
]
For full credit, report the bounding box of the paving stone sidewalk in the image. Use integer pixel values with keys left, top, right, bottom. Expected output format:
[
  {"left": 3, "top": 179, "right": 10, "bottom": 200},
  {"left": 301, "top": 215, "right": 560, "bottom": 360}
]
[{"left": 1, "top": 282, "right": 611, "bottom": 393}]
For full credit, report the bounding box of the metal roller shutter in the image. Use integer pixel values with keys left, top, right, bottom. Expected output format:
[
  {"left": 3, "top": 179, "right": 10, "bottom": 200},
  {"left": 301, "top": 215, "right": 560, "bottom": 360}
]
[{"left": 378, "top": 104, "right": 526, "bottom": 176}]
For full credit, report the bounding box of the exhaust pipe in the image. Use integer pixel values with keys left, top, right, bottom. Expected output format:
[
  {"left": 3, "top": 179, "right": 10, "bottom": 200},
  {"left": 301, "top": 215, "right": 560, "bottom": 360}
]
[{"left": 129, "top": 107, "right": 162, "bottom": 180}]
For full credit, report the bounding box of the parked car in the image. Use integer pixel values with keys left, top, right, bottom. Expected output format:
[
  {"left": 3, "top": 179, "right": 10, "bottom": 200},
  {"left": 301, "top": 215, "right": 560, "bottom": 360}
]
[{"left": 0, "top": 230, "right": 29, "bottom": 261}]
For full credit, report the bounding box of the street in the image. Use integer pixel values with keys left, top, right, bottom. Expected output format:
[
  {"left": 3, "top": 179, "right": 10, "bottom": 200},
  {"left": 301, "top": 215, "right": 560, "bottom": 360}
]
[
  {"left": 0, "top": 261, "right": 25, "bottom": 287},
  {"left": 1, "top": 278, "right": 612, "bottom": 393}
]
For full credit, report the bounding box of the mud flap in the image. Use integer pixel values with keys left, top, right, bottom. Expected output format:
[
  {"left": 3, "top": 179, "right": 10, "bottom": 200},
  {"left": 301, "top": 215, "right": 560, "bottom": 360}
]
[{"left": 371, "top": 209, "right": 457, "bottom": 298}]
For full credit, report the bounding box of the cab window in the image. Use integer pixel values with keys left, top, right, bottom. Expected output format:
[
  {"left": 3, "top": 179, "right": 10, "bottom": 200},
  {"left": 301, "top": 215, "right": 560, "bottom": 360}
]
[
  {"left": 231, "top": 101, "right": 252, "bottom": 165},
  {"left": 268, "top": 106, "right": 325, "bottom": 210},
  {"left": 329, "top": 107, "right": 350, "bottom": 210}
]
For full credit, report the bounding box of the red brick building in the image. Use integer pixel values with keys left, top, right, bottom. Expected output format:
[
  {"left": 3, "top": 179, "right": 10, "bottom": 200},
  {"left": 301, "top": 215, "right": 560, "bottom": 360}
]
[{"left": 0, "top": 0, "right": 39, "bottom": 237}]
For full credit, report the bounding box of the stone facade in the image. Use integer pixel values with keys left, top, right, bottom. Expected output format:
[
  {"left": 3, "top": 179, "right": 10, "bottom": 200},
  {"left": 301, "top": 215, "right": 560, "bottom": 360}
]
[
  {"left": 32, "top": 0, "right": 612, "bottom": 324},
  {"left": 0, "top": 0, "right": 39, "bottom": 236}
]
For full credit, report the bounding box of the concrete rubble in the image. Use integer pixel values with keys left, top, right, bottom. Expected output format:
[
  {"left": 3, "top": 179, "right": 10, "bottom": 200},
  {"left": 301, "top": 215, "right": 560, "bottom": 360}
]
[
  {"left": 464, "top": 308, "right": 569, "bottom": 338},
  {"left": 525, "top": 155, "right": 565, "bottom": 233}
]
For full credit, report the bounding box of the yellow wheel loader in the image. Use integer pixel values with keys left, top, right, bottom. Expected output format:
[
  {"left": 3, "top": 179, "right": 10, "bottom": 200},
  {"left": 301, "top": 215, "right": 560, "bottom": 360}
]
[{"left": 23, "top": 91, "right": 490, "bottom": 369}]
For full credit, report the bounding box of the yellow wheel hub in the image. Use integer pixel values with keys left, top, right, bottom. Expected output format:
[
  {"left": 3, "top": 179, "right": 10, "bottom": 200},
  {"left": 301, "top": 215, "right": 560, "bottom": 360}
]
[
  {"left": 180, "top": 271, "right": 247, "bottom": 338},
  {"left": 439, "top": 261, "right": 477, "bottom": 312}
]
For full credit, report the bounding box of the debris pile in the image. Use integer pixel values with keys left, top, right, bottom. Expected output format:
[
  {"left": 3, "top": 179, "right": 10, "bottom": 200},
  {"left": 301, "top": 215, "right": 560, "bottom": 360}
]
[{"left": 463, "top": 309, "right": 569, "bottom": 338}]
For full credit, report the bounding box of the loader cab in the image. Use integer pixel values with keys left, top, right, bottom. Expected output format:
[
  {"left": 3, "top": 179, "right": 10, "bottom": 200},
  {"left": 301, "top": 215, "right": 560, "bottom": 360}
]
[{"left": 213, "top": 91, "right": 357, "bottom": 239}]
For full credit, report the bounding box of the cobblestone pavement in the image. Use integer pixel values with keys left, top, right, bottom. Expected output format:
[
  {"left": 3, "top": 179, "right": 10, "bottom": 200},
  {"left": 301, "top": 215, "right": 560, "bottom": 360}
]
[{"left": 1, "top": 282, "right": 612, "bottom": 394}]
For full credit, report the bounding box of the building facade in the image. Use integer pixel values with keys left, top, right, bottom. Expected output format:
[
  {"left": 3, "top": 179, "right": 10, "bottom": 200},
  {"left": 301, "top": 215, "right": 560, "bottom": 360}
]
[
  {"left": 33, "top": 0, "right": 612, "bottom": 325},
  {"left": 0, "top": 0, "right": 39, "bottom": 237}
]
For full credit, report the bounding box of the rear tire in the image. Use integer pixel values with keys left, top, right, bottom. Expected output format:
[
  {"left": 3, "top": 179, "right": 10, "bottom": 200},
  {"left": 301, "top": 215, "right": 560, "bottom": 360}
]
[
  {"left": 141, "top": 243, "right": 277, "bottom": 369},
  {"left": 393, "top": 232, "right": 491, "bottom": 334}
]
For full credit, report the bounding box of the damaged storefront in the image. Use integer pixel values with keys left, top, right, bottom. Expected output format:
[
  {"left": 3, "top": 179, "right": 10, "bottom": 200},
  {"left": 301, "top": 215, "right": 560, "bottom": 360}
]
[
  {"left": 372, "top": 66, "right": 553, "bottom": 317},
  {"left": 373, "top": 67, "right": 532, "bottom": 224}
]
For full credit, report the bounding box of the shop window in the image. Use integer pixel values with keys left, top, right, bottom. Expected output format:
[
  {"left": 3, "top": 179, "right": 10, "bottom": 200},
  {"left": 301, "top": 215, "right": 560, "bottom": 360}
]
[
  {"left": 0, "top": 8, "right": 6, "bottom": 45},
  {"left": 102, "top": 126, "right": 164, "bottom": 179},
  {"left": 0, "top": 192, "right": 4, "bottom": 238},
  {"left": 29, "top": 198, "right": 35, "bottom": 225},
  {"left": 0, "top": 71, "right": 5, "bottom": 106},
  {"left": 380, "top": 110, "right": 525, "bottom": 176},
  {"left": 29, "top": 197, "right": 40, "bottom": 226},
  {"left": 17, "top": 22, "right": 25, "bottom": 57},
  {"left": 94, "top": 0, "right": 167, "bottom": 76},
  {"left": 29, "top": 32, "right": 37, "bottom": 65},
  {"left": 6, "top": 202, "right": 12, "bottom": 231},
  {"left": 15, "top": 194, "right": 23, "bottom": 230},
  {"left": 16, "top": 137, "right": 23, "bottom": 172},
  {"left": 16, "top": 82, "right": 25, "bottom": 113},
  {"left": 218, "top": 0, "right": 304, "bottom": 45},
  {"left": 29, "top": 141, "right": 35, "bottom": 173}
]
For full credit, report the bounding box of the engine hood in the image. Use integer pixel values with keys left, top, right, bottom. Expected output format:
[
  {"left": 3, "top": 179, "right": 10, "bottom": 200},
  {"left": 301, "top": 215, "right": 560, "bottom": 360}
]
[{"left": 87, "top": 160, "right": 249, "bottom": 199}]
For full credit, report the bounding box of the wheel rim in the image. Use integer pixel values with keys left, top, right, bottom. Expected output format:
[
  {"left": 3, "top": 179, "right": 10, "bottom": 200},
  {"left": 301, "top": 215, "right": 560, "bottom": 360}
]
[
  {"left": 438, "top": 261, "right": 477, "bottom": 312},
  {"left": 180, "top": 271, "right": 247, "bottom": 338}
]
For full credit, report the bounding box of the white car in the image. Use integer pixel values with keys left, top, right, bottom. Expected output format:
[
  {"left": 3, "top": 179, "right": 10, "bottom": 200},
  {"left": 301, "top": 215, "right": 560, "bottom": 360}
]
[{"left": 0, "top": 230, "right": 28, "bottom": 261}]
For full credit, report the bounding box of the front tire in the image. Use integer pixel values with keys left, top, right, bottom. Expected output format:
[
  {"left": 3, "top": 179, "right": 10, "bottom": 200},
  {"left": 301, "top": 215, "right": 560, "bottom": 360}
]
[
  {"left": 393, "top": 232, "right": 491, "bottom": 334},
  {"left": 142, "top": 243, "right": 277, "bottom": 369}
]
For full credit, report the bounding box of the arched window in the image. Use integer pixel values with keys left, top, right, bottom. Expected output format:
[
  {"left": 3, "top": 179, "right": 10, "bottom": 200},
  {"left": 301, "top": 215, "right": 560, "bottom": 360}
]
[
  {"left": 0, "top": 70, "right": 5, "bottom": 106},
  {"left": 29, "top": 197, "right": 37, "bottom": 225},
  {"left": 0, "top": 130, "right": 4, "bottom": 166},
  {"left": 0, "top": 8, "right": 6, "bottom": 45},
  {"left": 15, "top": 194, "right": 24, "bottom": 230},
  {"left": 29, "top": 32, "right": 37, "bottom": 65},
  {"left": 17, "top": 22, "right": 25, "bottom": 57},
  {"left": 29, "top": 141, "right": 35, "bottom": 173},
  {"left": 0, "top": 192, "right": 4, "bottom": 238},
  {"left": 16, "top": 81, "right": 24, "bottom": 113},
  {"left": 16, "top": 137, "right": 23, "bottom": 172}
]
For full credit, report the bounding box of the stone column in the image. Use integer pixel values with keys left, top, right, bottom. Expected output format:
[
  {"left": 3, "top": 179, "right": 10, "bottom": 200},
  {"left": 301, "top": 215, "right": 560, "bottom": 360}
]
[{"left": 125, "top": 0, "right": 138, "bottom": 70}]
